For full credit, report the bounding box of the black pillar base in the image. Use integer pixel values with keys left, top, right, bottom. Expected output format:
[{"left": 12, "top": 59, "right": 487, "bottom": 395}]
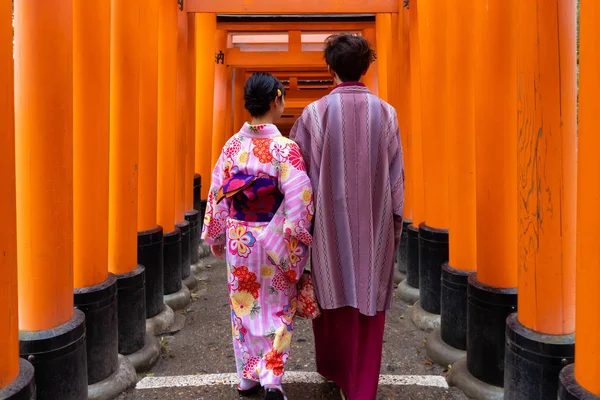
[
  {"left": 138, "top": 225, "right": 164, "bottom": 319},
  {"left": 504, "top": 313, "right": 574, "bottom": 400},
  {"left": 0, "top": 358, "right": 35, "bottom": 399},
  {"left": 559, "top": 364, "right": 600, "bottom": 399},
  {"left": 19, "top": 309, "right": 87, "bottom": 400},
  {"left": 185, "top": 210, "right": 200, "bottom": 265},
  {"left": 397, "top": 219, "right": 411, "bottom": 274},
  {"left": 115, "top": 266, "right": 146, "bottom": 355},
  {"left": 199, "top": 200, "right": 207, "bottom": 232},
  {"left": 406, "top": 224, "right": 420, "bottom": 289},
  {"left": 467, "top": 274, "right": 517, "bottom": 387},
  {"left": 441, "top": 264, "right": 473, "bottom": 351},
  {"left": 176, "top": 220, "right": 191, "bottom": 280},
  {"left": 164, "top": 227, "right": 182, "bottom": 295},
  {"left": 418, "top": 223, "right": 449, "bottom": 315},
  {"left": 193, "top": 174, "right": 202, "bottom": 213},
  {"left": 74, "top": 274, "right": 118, "bottom": 385}
]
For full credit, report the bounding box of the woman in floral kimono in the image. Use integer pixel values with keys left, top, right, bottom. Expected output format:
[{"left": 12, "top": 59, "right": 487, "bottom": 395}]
[{"left": 201, "top": 72, "right": 314, "bottom": 400}]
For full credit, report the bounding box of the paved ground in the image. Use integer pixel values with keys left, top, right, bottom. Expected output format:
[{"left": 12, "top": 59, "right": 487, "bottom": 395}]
[{"left": 120, "top": 254, "right": 470, "bottom": 400}]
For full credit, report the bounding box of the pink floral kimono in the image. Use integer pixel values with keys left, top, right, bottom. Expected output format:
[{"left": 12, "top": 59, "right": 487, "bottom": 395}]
[{"left": 201, "top": 122, "right": 314, "bottom": 386}]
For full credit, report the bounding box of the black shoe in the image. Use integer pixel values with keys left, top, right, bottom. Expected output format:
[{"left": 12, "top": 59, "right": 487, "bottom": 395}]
[
  {"left": 264, "top": 388, "right": 285, "bottom": 400},
  {"left": 237, "top": 382, "right": 261, "bottom": 396}
]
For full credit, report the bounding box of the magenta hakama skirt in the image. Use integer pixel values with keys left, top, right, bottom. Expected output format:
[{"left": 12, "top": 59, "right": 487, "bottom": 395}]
[{"left": 312, "top": 307, "right": 386, "bottom": 400}]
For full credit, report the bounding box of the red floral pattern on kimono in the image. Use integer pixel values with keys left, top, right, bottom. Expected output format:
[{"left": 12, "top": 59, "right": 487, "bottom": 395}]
[{"left": 202, "top": 122, "right": 314, "bottom": 387}]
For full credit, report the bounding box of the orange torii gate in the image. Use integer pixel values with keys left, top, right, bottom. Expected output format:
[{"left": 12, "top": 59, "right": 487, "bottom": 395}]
[{"left": 0, "top": 1, "right": 593, "bottom": 400}]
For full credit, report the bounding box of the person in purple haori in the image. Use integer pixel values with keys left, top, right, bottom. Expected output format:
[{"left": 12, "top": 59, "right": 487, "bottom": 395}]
[{"left": 290, "top": 34, "right": 405, "bottom": 400}]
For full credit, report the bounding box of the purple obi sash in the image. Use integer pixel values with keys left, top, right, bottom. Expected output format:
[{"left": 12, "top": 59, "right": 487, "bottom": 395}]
[{"left": 216, "top": 174, "right": 283, "bottom": 223}]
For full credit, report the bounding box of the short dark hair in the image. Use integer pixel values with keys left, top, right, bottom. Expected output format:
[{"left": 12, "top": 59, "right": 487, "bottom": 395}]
[
  {"left": 244, "top": 72, "right": 285, "bottom": 117},
  {"left": 324, "top": 34, "right": 376, "bottom": 82}
]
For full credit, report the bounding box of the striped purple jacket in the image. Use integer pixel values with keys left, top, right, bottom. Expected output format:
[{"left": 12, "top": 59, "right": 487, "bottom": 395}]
[{"left": 290, "top": 83, "right": 405, "bottom": 316}]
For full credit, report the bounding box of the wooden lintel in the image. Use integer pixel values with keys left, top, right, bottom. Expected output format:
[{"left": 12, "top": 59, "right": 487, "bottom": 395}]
[
  {"left": 188, "top": 0, "right": 397, "bottom": 14},
  {"left": 246, "top": 71, "right": 331, "bottom": 80},
  {"left": 217, "top": 21, "right": 374, "bottom": 32},
  {"left": 225, "top": 48, "right": 326, "bottom": 68}
]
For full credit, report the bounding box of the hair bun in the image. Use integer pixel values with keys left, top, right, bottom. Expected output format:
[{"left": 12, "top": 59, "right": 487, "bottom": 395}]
[{"left": 243, "top": 72, "right": 285, "bottom": 117}]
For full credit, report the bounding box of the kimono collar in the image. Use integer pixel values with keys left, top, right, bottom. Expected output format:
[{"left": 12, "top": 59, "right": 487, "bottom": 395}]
[
  {"left": 335, "top": 81, "right": 366, "bottom": 88},
  {"left": 239, "top": 122, "right": 282, "bottom": 139},
  {"left": 330, "top": 81, "right": 371, "bottom": 95}
]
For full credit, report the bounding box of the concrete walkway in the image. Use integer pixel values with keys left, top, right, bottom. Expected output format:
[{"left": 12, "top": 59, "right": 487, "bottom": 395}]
[{"left": 119, "top": 255, "right": 469, "bottom": 400}]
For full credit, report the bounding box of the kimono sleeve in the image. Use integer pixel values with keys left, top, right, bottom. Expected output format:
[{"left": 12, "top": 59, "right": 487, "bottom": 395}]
[
  {"left": 256, "top": 140, "right": 314, "bottom": 284},
  {"left": 388, "top": 109, "right": 405, "bottom": 249},
  {"left": 289, "top": 110, "right": 312, "bottom": 175},
  {"left": 200, "top": 152, "right": 230, "bottom": 246}
]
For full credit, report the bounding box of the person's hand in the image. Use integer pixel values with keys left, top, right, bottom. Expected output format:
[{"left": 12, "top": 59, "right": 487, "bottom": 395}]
[{"left": 211, "top": 244, "right": 225, "bottom": 260}]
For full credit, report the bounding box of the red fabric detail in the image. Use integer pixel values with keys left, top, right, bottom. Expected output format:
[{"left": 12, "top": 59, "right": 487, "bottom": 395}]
[{"left": 312, "top": 307, "right": 386, "bottom": 400}]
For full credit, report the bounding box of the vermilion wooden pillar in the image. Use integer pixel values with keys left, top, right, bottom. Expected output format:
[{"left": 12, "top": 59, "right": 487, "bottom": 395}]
[
  {"left": 14, "top": 0, "right": 87, "bottom": 397},
  {"left": 194, "top": 13, "right": 216, "bottom": 226},
  {"left": 185, "top": 13, "right": 201, "bottom": 268},
  {"left": 375, "top": 13, "right": 391, "bottom": 102},
  {"left": 138, "top": 0, "right": 160, "bottom": 236},
  {"left": 411, "top": 0, "right": 449, "bottom": 331},
  {"left": 174, "top": 2, "right": 195, "bottom": 296},
  {"left": 225, "top": 65, "right": 234, "bottom": 139},
  {"left": 211, "top": 29, "right": 228, "bottom": 167},
  {"left": 0, "top": 0, "right": 34, "bottom": 395},
  {"left": 361, "top": 27, "right": 378, "bottom": 95},
  {"left": 109, "top": 0, "right": 150, "bottom": 361},
  {"left": 174, "top": 0, "right": 187, "bottom": 228},
  {"left": 233, "top": 68, "right": 247, "bottom": 132},
  {"left": 394, "top": 5, "right": 412, "bottom": 278},
  {"left": 138, "top": 0, "right": 168, "bottom": 328},
  {"left": 397, "top": 7, "right": 411, "bottom": 224},
  {"left": 158, "top": 0, "right": 184, "bottom": 308},
  {"left": 558, "top": 1, "right": 600, "bottom": 399},
  {"left": 109, "top": 0, "right": 141, "bottom": 278},
  {"left": 426, "top": 0, "right": 477, "bottom": 367},
  {"left": 387, "top": 13, "right": 399, "bottom": 110},
  {"left": 73, "top": 0, "right": 111, "bottom": 290},
  {"left": 398, "top": 0, "right": 423, "bottom": 305},
  {"left": 186, "top": 14, "right": 197, "bottom": 215},
  {"left": 504, "top": 2, "right": 576, "bottom": 397},
  {"left": 388, "top": 10, "right": 410, "bottom": 279},
  {"left": 448, "top": 1, "right": 518, "bottom": 397},
  {"left": 73, "top": 0, "right": 124, "bottom": 387}
]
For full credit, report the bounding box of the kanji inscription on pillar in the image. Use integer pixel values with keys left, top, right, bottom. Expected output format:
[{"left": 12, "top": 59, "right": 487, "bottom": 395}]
[{"left": 215, "top": 50, "right": 224, "bottom": 64}]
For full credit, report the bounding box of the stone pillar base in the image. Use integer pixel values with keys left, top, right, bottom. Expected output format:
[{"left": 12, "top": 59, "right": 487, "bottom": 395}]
[
  {"left": 146, "top": 305, "right": 175, "bottom": 336},
  {"left": 559, "top": 364, "right": 600, "bottom": 400},
  {"left": 447, "top": 358, "right": 503, "bottom": 400},
  {"left": 410, "top": 300, "right": 441, "bottom": 332},
  {"left": 164, "top": 285, "right": 191, "bottom": 312},
  {"left": 0, "top": 359, "right": 35, "bottom": 400},
  {"left": 116, "top": 266, "right": 146, "bottom": 356},
  {"left": 88, "top": 354, "right": 137, "bottom": 400},
  {"left": 426, "top": 328, "right": 466, "bottom": 367},
  {"left": 504, "top": 313, "right": 574, "bottom": 400},
  {"left": 393, "top": 269, "right": 406, "bottom": 286},
  {"left": 20, "top": 309, "right": 88, "bottom": 399},
  {"left": 183, "top": 275, "right": 198, "bottom": 291},
  {"left": 74, "top": 274, "right": 118, "bottom": 385},
  {"left": 397, "top": 279, "right": 420, "bottom": 304},
  {"left": 124, "top": 333, "right": 161, "bottom": 373}
]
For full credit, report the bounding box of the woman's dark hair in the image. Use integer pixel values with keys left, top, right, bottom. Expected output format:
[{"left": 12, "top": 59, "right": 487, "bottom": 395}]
[
  {"left": 244, "top": 72, "right": 285, "bottom": 117},
  {"left": 324, "top": 34, "right": 377, "bottom": 82}
]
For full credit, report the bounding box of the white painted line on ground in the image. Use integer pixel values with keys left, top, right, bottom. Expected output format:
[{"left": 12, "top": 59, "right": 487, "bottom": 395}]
[{"left": 135, "top": 371, "right": 449, "bottom": 390}]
